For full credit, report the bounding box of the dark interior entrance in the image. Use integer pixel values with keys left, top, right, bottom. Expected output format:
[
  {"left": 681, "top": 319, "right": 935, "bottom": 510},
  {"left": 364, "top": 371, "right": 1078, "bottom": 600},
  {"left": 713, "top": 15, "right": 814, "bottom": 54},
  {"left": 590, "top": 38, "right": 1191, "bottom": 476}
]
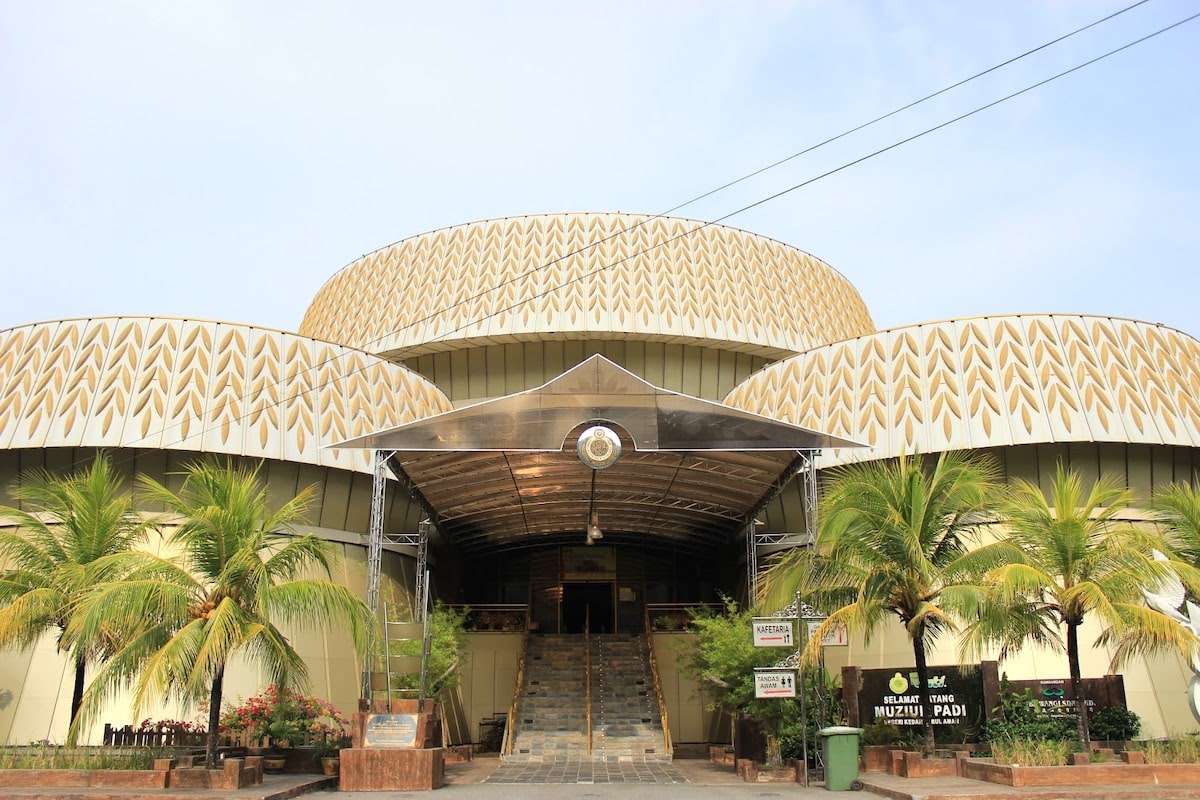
[{"left": 561, "top": 582, "right": 614, "bottom": 634}]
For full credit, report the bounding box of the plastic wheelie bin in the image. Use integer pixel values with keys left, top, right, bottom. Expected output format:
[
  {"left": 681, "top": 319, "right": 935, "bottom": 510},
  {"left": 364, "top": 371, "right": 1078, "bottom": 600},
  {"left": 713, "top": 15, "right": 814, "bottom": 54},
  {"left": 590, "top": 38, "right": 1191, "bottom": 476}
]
[{"left": 819, "top": 725, "right": 864, "bottom": 791}]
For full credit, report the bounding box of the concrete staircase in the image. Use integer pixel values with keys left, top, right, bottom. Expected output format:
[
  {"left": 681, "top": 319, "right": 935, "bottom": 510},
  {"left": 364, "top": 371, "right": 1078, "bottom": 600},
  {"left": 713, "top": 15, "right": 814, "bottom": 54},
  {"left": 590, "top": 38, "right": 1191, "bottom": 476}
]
[
  {"left": 590, "top": 634, "right": 670, "bottom": 762},
  {"left": 505, "top": 634, "right": 588, "bottom": 761},
  {"left": 503, "top": 633, "right": 670, "bottom": 763}
]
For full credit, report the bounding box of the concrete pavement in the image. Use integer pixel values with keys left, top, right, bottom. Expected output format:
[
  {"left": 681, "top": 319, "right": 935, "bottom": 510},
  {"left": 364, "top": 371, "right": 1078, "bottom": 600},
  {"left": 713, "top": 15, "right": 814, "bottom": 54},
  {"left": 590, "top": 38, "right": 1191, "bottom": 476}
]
[{"left": 10, "top": 756, "right": 1200, "bottom": 800}]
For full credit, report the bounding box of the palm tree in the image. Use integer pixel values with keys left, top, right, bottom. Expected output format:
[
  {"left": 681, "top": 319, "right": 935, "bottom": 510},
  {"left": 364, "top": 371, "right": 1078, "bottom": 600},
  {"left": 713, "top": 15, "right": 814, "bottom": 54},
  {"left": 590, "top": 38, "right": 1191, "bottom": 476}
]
[
  {"left": 70, "top": 459, "right": 372, "bottom": 768},
  {"left": 0, "top": 454, "right": 155, "bottom": 742},
  {"left": 959, "top": 462, "right": 1190, "bottom": 749},
  {"left": 761, "top": 450, "right": 1002, "bottom": 756}
]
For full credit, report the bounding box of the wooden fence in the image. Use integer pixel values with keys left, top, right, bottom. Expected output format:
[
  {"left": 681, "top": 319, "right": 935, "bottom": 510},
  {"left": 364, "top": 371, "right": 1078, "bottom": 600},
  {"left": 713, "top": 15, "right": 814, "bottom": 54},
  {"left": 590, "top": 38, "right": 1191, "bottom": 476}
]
[{"left": 102, "top": 724, "right": 327, "bottom": 749}]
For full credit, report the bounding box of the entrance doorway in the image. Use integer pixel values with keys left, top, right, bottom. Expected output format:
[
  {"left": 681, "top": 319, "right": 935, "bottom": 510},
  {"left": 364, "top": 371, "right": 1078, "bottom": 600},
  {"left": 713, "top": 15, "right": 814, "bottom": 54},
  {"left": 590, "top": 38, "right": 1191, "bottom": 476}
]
[{"left": 561, "top": 582, "right": 614, "bottom": 634}]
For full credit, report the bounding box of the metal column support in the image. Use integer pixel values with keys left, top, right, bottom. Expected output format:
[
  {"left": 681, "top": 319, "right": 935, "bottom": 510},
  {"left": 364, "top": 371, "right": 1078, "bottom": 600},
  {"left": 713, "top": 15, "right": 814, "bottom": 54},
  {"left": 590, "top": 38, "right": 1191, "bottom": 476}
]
[
  {"left": 744, "top": 449, "right": 821, "bottom": 605},
  {"left": 365, "top": 450, "right": 395, "bottom": 618},
  {"left": 414, "top": 519, "right": 430, "bottom": 622},
  {"left": 746, "top": 519, "right": 759, "bottom": 603},
  {"left": 799, "top": 450, "right": 818, "bottom": 548}
]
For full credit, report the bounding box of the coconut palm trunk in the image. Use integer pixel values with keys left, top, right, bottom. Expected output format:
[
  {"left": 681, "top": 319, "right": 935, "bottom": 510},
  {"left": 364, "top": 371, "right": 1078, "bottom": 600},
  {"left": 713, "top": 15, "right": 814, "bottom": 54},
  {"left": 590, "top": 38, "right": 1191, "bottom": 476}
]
[
  {"left": 71, "top": 650, "right": 87, "bottom": 727},
  {"left": 206, "top": 665, "right": 225, "bottom": 769},
  {"left": 1066, "top": 619, "right": 1090, "bottom": 749},
  {"left": 912, "top": 625, "right": 936, "bottom": 755}
]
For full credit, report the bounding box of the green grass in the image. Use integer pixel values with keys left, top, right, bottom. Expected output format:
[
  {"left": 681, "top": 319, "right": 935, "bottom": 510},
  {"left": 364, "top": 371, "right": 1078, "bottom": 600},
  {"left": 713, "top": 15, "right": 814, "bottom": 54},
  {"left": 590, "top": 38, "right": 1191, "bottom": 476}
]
[
  {"left": 1143, "top": 737, "right": 1200, "bottom": 765},
  {"left": 989, "top": 739, "right": 1071, "bottom": 767},
  {"left": 0, "top": 746, "right": 173, "bottom": 770}
]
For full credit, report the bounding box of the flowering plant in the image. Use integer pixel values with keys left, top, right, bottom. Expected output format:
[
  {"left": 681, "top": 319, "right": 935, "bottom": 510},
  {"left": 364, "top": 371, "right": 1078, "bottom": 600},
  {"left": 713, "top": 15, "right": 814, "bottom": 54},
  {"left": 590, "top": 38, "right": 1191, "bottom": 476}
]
[
  {"left": 219, "top": 685, "right": 347, "bottom": 747},
  {"left": 137, "top": 717, "right": 207, "bottom": 733}
]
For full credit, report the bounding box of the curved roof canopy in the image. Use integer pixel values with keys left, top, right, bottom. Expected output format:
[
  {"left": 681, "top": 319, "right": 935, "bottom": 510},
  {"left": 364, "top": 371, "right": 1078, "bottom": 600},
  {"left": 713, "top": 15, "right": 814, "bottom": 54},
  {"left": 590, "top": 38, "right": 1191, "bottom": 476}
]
[{"left": 335, "top": 355, "right": 863, "bottom": 555}]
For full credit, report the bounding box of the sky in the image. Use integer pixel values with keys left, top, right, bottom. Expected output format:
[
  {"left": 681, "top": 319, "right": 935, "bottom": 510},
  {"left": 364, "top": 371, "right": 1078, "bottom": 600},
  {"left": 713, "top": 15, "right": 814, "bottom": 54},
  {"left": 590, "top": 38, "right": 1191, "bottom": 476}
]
[{"left": 1, "top": 0, "right": 1197, "bottom": 340}]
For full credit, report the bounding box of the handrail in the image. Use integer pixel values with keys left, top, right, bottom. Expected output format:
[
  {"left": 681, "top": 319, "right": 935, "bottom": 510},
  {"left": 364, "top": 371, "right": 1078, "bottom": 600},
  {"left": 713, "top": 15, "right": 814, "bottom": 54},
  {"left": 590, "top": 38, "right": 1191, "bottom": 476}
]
[
  {"left": 644, "top": 607, "right": 674, "bottom": 757},
  {"left": 585, "top": 605, "right": 593, "bottom": 757},
  {"left": 500, "top": 610, "right": 532, "bottom": 757}
]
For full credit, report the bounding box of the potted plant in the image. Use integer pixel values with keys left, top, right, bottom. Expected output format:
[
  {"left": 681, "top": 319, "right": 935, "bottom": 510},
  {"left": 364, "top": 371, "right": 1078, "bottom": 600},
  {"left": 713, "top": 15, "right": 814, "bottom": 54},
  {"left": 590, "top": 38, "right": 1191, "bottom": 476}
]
[{"left": 316, "top": 734, "right": 352, "bottom": 776}]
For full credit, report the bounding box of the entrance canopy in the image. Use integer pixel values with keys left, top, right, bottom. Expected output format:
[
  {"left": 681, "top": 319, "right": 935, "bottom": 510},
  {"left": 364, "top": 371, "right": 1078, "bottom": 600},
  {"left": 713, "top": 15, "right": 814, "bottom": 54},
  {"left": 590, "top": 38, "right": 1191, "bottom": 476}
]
[{"left": 335, "top": 355, "right": 864, "bottom": 555}]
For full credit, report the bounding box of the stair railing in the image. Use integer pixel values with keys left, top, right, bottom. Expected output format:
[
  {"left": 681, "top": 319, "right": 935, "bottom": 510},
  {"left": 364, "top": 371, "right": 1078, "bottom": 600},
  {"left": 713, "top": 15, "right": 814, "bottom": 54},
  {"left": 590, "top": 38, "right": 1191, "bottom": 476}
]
[
  {"left": 500, "top": 619, "right": 531, "bottom": 757},
  {"left": 644, "top": 608, "right": 675, "bottom": 757},
  {"left": 585, "top": 605, "right": 593, "bottom": 757}
]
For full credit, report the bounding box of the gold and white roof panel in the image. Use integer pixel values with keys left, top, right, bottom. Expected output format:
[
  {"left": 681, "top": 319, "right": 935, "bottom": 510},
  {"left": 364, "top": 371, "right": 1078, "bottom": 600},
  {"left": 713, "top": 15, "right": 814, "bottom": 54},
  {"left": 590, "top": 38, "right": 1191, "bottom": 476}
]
[
  {"left": 298, "top": 213, "right": 875, "bottom": 360},
  {"left": 724, "top": 314, "right": 1200, "bottom": 464},
  {"left": 0, "top": 318, "right": 453, "bottom": 473}
]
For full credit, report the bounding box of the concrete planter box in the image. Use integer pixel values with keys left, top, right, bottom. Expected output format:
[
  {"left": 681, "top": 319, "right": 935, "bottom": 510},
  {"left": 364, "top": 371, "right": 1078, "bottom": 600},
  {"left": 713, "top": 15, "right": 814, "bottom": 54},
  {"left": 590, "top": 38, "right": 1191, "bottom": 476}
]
[
  {"left": 708, "top": 746, "right": 735, "bottom": 767},
  {"left": 892, "top": 750, "right": 958, "bottom": 778},
  {"left": 961, "top": 757, "right": 1200, "bottom": 787},
  {"left": 862, "top": 744, "right": 911, "bottom": 772},
  {"left": 736, "top": 758, "right": 797, "bottom": 782}
]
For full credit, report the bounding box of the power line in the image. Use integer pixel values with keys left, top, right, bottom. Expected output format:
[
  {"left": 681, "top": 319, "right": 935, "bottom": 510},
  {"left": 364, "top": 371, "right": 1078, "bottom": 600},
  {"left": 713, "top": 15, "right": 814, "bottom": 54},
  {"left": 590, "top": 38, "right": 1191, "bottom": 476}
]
[
  {"left": 41, "top": 4, "right": 1198, "bottom": 468},
  {"left": 393, "top": 10, "right": 1200, "bottom": 356},
  {"left": 331, "top": 0, "right": 1158, "bottom": 361}
]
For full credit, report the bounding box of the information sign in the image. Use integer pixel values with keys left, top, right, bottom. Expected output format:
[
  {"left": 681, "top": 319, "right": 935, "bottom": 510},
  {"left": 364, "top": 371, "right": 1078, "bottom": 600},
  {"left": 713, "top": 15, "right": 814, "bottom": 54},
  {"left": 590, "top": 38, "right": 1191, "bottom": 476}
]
[
  {"left": 364, "top": 713, "right": 420, "bottom": 748},
  {"left": 754, "top": 670, "right": 797, "bottom": 698},
  {"left": 752, "top": 619, "right": 794, "bottom": 647},
  {"left": 808, "top": 621, "right": 849, "bottom": 646}
]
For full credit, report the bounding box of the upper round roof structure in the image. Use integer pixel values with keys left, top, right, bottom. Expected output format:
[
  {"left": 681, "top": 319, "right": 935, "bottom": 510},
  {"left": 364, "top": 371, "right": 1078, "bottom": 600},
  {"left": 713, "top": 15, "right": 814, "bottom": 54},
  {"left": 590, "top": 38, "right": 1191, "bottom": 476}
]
[
  {"left": 0, "top": 317, "right": 453, "bottom": 474},
  {"left": 724, "top": 314, "right": 1200, "bottom": 465},
  {"left": 298, "top": 212, "right": 875, "bottom": 360}
]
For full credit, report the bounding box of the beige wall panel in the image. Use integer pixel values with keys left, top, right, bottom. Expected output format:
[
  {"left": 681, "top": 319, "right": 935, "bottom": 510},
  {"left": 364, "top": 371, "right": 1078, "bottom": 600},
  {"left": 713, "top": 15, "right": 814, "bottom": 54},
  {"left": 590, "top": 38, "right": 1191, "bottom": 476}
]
[
  {"left": 1097, "top": 442, "right": 1129, "bottom": 486},
  {"left": 651, "top": 633, "right": 715, "bottom": 743},
  {"left": 0, "top": 647, "right": 35, "bottom": 744},
  {"left": 643, "top": 344, "right": 666, "bottom": 389},
  {"left": 1152, "top": 445, "right": 1177, "bottom": 492},
  {"left": 343, "top": 474, "right": 371, "bottom": 533},
  {"left": 462, "top": 634, "right": 523, "bottom": 741},
  {"left": 1123, "top": 443, "right": 1152, "bottom": 501},
  {"left": 317, "top": 470, "right": 353, "bottom": 531},
  {"left": 1001, "top": 445, "right": 1039, "bottom": 487}
]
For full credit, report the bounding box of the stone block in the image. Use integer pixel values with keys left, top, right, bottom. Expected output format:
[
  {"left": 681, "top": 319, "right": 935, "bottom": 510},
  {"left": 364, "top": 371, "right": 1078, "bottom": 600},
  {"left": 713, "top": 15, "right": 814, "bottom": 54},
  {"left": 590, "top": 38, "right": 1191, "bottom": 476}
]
[{"left": 339, "top": 747, "right": 444, "bottom": 791}]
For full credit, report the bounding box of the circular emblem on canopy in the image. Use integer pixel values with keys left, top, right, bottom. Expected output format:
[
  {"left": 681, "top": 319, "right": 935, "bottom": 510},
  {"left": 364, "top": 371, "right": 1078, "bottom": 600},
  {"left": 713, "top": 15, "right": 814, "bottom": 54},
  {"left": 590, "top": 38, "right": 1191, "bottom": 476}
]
[{"left": 577, "top": 425, "right": 621, "bottom": 470}]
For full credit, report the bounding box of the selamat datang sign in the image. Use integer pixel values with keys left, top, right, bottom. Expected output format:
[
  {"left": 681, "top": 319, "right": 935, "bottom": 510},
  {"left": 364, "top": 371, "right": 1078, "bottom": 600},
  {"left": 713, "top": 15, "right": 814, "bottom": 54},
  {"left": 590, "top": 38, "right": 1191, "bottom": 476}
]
[{"left": 858, "top": 665, "right": 985, "bottom": 729}]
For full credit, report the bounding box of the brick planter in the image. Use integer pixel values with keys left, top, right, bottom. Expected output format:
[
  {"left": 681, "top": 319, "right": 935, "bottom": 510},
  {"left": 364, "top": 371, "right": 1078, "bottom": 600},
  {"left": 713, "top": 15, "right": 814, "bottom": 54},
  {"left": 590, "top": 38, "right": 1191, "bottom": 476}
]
[
  {"left": 0, "top": 769, "right": 169, "bottom": 788},
  {"left": 961, "top": 757, "right": 1200, "bottom": 787},
  {"left": 0, "top": 757, "right": 263, "bottom": 791}
]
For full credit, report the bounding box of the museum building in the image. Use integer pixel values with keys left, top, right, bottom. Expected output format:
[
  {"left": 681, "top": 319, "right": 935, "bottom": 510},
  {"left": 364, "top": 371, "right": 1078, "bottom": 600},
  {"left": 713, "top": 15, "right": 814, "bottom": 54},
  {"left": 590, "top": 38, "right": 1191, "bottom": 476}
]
[{"left": 1, "top": 212, "right": 1199, "bottom": 747}]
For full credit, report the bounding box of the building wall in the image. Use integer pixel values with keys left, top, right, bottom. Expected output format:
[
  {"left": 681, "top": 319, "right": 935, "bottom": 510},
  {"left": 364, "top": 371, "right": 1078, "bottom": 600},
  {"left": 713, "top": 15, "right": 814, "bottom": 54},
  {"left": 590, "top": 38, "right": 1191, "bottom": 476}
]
[{"left": 404, "top": 340, "right": 770, "bottom": 406}]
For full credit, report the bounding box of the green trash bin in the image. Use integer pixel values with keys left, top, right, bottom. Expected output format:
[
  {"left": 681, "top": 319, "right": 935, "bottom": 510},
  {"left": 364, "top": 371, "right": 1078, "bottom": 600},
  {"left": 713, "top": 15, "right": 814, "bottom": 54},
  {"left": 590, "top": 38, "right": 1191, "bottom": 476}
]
[{"left": 819, "top": 725, "right": 864, "bottom": 791}]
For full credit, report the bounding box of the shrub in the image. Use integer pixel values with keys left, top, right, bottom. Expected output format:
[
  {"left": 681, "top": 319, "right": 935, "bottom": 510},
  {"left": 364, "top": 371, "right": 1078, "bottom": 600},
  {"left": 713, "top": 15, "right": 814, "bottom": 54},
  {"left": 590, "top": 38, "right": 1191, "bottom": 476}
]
[
  {"left": 1088, "top": 707, "right": 1140, "bottom": 742},
  {"left": 984, "top": 688, "right": 1074, "bottom": 743},
  {"left": 858, "top": 719, "right": 921, "bottom": 748}
]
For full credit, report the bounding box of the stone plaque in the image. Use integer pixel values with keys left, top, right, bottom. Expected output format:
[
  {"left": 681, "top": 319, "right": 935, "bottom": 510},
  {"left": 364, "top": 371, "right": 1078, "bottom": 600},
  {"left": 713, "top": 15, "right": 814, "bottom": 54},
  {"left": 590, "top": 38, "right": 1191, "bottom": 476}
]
[{"left": 364, "top": 713, "right": 420, "bottom": 748}]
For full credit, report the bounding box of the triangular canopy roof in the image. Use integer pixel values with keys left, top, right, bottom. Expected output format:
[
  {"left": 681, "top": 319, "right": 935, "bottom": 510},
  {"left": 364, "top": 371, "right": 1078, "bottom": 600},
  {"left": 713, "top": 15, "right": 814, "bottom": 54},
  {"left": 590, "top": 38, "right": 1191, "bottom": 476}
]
[{"left": 334, "top": 355, "right": 864, "bottom": 555}]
